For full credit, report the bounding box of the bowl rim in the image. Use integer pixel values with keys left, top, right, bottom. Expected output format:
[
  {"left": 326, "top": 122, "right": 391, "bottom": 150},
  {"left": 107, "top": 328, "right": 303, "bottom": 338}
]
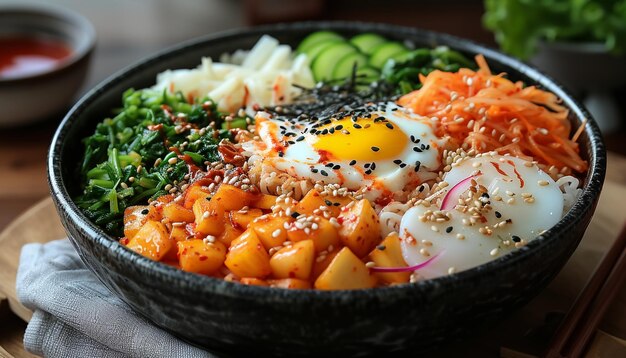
[
  {"left": 48, "top": 21, "right": 606, "bottom": 303},
  {"left": 0, "top": 3, "right": 96, "bottom": 84}
]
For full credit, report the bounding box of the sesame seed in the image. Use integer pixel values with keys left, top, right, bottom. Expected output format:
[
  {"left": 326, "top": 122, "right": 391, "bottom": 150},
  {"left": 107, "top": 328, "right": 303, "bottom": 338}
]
[
  {"left": 365, "top": 261, "right": 376, "bottom": 268},
  {"left": 538, "top": 180, "right": 549, "bottom": 186},
  {"left": 419, "top": 248, "right": 430, "bottom": 257},
  {"left": 445, "top": 226, "right": 453, "bottom": 233},
  {"left": 431, "top": 225, "right": 439, "bottom": 232},
  {"left": 456, "top": 233, "right": 465, "bottom": 240},
  {"left": 168, "top": 157, "right": 178, "bottom": 165},
  {"left": 202, "top": 212, "right": 210, "bottom": 219},
  {"left": 490, "top": 248, "right": 499, "bottom": 256},
  {"left": 448, "top": 267, "right": 456, "bottom": 275},
  {"left": 371, "top": 146, "right": 380, "bottom": 152}
]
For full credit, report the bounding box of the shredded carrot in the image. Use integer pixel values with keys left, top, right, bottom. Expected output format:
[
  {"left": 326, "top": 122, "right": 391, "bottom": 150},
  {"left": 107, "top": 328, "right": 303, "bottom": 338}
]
[{"left": 398, "top": 55, "right": 587, "bottom": 174}]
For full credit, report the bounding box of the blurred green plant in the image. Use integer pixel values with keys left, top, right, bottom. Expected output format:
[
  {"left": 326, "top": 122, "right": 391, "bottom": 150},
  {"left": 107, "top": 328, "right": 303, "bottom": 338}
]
[{"left": 483, "top": 0, "right": 626, "bottom": 59}]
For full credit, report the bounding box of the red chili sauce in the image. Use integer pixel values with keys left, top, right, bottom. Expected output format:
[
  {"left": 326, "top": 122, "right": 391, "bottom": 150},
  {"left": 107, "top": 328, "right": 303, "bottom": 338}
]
[{"left": 0, "top": 35, "right": 72, "bottom": 79}]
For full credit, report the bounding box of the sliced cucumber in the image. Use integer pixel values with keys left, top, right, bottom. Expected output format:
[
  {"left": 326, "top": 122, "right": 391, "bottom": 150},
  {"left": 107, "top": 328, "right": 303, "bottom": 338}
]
[
  {"left": 350, "top": 33, "right": 387, "bottom": 55},
  {"left": 297, "top": 31, "right": 344, "bottom": 53},
  {"left": 369, "top": 42, "right": 409, "bottom": 69},
  {"left": 312, "top": 43, "right": 358, "bottom": 81},
  {"left": 332, "top": 52, "right": 368, "bottom": 80},
  {"left": 356, "top": 66, "right": 380, "bottom": 82},
  {"left": 304, "top": 40, "right": 344, "bottom": 63}
]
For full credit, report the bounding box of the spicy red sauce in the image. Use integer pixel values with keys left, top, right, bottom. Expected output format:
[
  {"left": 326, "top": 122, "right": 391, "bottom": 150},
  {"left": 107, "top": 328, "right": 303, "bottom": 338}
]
[{"left": 0, "top": 36, "right": 72, "bottom": 79}]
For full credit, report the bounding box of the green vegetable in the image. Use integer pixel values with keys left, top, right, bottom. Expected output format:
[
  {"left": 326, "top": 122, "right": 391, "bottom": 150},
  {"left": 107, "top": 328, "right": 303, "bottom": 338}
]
[
  {"left": 380, "top": 46, "right": 475, "bottom": 94},
  {"left": 75, "top": 88, "right": 250, "bottom": 236},
  {"left": 483, "top": 0, "right": 626, "bottom": 59}
]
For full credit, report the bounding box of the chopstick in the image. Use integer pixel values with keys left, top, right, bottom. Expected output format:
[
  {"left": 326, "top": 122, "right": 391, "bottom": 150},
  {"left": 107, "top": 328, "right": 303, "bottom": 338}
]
[{"left": 545, "top": 221, "right": 626, "bottom": 358}]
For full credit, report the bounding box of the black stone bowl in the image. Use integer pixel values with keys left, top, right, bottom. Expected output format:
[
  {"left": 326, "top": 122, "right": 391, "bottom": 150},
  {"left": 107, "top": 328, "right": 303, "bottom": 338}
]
[{"left": 48, "top": 22, "right": 606, "bottom": 357}]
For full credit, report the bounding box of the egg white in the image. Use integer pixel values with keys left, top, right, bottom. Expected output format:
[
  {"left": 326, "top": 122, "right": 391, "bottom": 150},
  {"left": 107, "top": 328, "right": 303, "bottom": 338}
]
[
  {"left": 399, "top": 154, "right": 564, "bottom": 279},
  {"left": 245, "top": 102, "right": 443, "bottom": 201}
]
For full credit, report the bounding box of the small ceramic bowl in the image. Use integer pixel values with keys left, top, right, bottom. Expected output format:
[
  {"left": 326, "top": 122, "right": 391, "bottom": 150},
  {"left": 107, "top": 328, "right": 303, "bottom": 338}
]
[
  {"left": 0, "top": 4, "right": 95, "bottom": 127},
  {"left": 48, "top": 22, "right": 606, "bottom": 357}
]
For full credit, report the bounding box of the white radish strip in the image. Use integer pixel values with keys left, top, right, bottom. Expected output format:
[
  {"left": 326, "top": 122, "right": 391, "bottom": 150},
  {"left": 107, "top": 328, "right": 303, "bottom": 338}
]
[
  {"left": 260, "top": 45, "right": 291, "bottom": 72},
  {"left": 242, "top": 35, "right": 278, "bottom": 70}
]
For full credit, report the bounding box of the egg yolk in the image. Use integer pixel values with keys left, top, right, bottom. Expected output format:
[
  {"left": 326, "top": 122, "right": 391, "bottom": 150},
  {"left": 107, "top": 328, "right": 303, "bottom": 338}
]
[{"left": 313, "top": 116, "right": 408, "bottom": 161}]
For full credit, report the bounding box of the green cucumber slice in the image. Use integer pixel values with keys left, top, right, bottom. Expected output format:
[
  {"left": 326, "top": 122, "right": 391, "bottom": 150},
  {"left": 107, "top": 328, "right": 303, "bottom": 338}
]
[
  {"left": 297, "top": 31, "right": 344, "bottom": 53},
  {"left": 356, "top": 66, "right": 380, "bottom": 83},
  {"left": 304, "top": 40, "right": 344, "bottom": 63},
  {"left": 311, "top": 43, "right": 358, "bottom": 82},
  {"left": 332, "top": 52, "right": 368, "bottom": 80},
  {"left": 350, "top": 33, "right": 387, "bottom": 55},
  {"left": 369, "top": 42, "right": 409, "bottom": 69}
]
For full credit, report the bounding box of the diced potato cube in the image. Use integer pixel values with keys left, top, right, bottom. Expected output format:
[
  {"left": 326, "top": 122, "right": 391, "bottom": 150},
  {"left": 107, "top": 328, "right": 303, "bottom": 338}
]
[
  {"left": 163, "top": 202, "right": 195, "bottom": 223},
  {"left": 126, "top": 220, "right": 172, "bottom": 261},
  {"left": 230, "top": 208, "right": 263, "bottom": 230},
  {"left": 297, "top": 189, "right": 354, "bottom": 217},
  {"left": 211, "top": 184, "right": 258, "bottom": 212},
  {"left": 268, "top": 278, "right": 311, "bottom": 289},
  {"left": 269, "top": 240, "right": 315, "bottom": 280},
  {"left": 369, "top": 232, "right": 411, "bottom": 284},
  {"left": 311, "top": 249, "right": 340, "bottom": 281},
  {"left": 183, "top": 184, "right": 211, "bottom": 209},
  {"left": 193, "top": 198, "right": 224, "bottom": 236},
  {"left": 240, "top": 278, "right": 269, "bottom": 286},
  {"left": 253, "top": 194, "right": 278, "bottom": 210},
  {"left": 123, "top": 205, "right": 159, "bottom": 240},
  {"left": 165, "top": 225, "right": 190, "bottom": 261},
  {"left": 218, "top": 220, "right": 244, "bottom": 246},
  {"left": 337, "top": 199, "right": 381, "bottom": 258},
  {"left": 287, "top": 217, "right": 340, "bottom": 253},
  {"left": 224, "top": 229, "right": 271, "bottom": 278},
  {"left": 314, "top": 247, "right": 376, "bottom": 290},
  {"left": 250, "top": 215, "right": 291, "bottom": 250},
  {"left": 177, "top": 239, "right": 226, "bottom": 275}
]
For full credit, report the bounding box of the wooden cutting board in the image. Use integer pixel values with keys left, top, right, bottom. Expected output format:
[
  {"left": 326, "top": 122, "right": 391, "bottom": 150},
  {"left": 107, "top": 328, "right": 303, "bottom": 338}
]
[{"left": 2, "top": 153, "right": 626, "bottom": 357}]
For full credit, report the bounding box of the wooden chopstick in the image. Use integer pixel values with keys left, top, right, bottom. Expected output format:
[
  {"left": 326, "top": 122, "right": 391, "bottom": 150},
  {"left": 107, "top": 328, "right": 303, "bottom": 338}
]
[{"left": 545, "top": 221, "right": 626, "bottom": 358}]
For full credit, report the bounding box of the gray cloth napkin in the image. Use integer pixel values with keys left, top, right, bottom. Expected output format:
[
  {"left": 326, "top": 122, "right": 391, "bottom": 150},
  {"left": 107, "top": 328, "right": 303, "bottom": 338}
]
[{"left": 16, "top": 239, "right": 214, "bottom": 358}]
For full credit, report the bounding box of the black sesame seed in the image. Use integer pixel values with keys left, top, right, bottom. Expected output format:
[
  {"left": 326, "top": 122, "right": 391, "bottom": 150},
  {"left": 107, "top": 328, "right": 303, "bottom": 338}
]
[
  {"left": 364, "top": 163, "right": 371, "bottom": 169},
  {"left": 278, "top": 151, "right": 284, "bottom": 157},
  {"left": 141, "top": 209, "right": 149, "bottom": 215},
  {"left": 506, "top": 218, "right": 513, "bottom": 223},
  {"left": 353, "top": 123, "right": 362, "bottom": 129},
  {"left": 205, "top": 197, "right": 212, "bottom": 201},
  {"left": 414, "top": 161, "right": 421, "bottom": 172},
  {"left": 333, "top": 165, "right": 341, "bottom": 170},
  {"left": 325, "top": 200, "right": 332, "bottom": 206},
  {"left": 371, "top": 163, "right": 376, "bottom": 170},
  {"left": 393, "top": 159, "right": 402, "bottom": 165},
  {"left": 365, "top": 169, "right": 372, "bottom": 175},
  {"left": 291, "top": 211, "right": 300, "bottom": 218},
  {"left": 311, "top": 168, "right": 318, "bottom": 173},
  {"left": 296, "top": 136, "right": 305, "bottom": 142},
  {"left": 336, "top": 125, "right": 343, "bottom": 130},
  {"left": 446, "top": 226, "right": 453, "bottom": 233},
  {"left": 495, "top": 211, "right": 502, "bottom": 218},
  {"left": 400, "top": 163, "right": 407, "bottom": 168},
  {"left": 329, "top": 128, "right": 335, "bottom": 134},
  {"left": 325, "top": 163, "right": 334, "bottom": 168},
  {"left": 386, "top": 123, "right": 394, "bottom": 129},
  {"left": 371, "top": 146, "right": 380, "bottom": 152},
  {"left": 512, "top": 235, "right": 521, "bottom": 242},
  {"left": 377, "top": 245, "right": 386, "bottom": 250},
  {"left": 349, "top": 160, "right": 357, "bottom": 166},
  {"left": 413, "top": 147, "right": 422, "bottom": 152},
  {"left": 481, "top": 193, "right": 490, "bottom": 198},
  {"left": 333, "top": 202, "right": 340, "bottom": 206},
  {"left": 320, "top": 170, "right": 329, "bottom": 177}
]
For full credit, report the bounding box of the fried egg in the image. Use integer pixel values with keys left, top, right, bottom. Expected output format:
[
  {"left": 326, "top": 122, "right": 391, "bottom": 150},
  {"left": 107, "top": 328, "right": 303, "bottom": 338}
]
[
  {"left": 399, "top": 154, "right": 564, "bottom": 279},
  {"left": 244, "top": 102, "right": 443, "bottom": 202}
]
